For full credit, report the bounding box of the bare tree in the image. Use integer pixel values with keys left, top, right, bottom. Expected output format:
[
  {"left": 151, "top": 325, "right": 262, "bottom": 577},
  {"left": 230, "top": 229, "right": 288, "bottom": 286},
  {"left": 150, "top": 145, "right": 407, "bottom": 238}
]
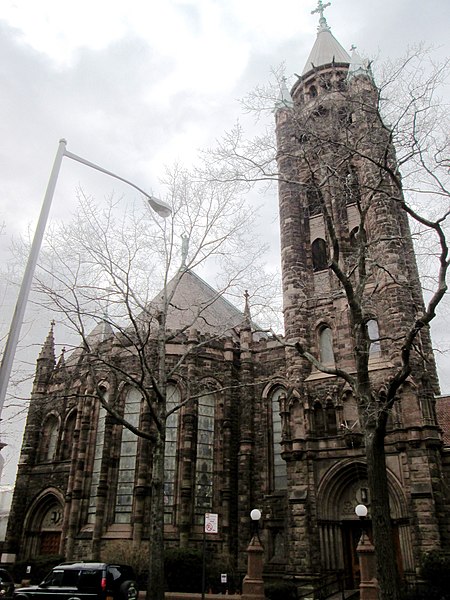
[
  {"left": 199, "top": 48, "right": 449, "bottom": 600},
  {"left": 31, "top": 166, "right": 277, "bottom": 600}
]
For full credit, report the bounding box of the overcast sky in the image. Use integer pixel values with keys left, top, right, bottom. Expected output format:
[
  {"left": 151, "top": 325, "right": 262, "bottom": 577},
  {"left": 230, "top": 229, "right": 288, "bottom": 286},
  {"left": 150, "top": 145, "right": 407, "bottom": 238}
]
[{"left": 0, "top": 0, "right": 449, "bottom": 485}]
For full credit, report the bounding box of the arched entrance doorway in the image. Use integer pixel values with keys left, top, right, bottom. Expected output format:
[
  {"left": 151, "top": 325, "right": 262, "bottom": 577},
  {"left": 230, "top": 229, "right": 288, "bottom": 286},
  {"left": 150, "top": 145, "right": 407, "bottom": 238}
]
[
  {"left": 23, "top": 491, "right": 64, "bottom": 558},
  {"left": 316, "top": 460, "right": 411, "bottom": 588}
]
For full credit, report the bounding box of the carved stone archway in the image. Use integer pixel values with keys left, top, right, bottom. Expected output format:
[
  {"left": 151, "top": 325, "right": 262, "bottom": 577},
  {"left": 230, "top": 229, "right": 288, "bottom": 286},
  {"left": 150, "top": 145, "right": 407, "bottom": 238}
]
[
  {"left": 315, "top": 460, "right": 412, "bottom": 586},
  {"left": 23, "top": 490, "right": 65, "bottom": 558}
]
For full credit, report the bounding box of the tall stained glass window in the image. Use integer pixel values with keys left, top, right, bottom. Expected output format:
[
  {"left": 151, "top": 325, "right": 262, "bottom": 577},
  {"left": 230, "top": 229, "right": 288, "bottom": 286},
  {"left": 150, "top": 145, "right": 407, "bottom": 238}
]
[
  {"left": 195, "top": 393, "right": 215, "bottom": 523},
  {"left": 87, "top": 389, "right": 108, "bottom": 524},
  {"left": 114, "top": 387, "right": 141, "bottom": 523},
  {"left": 272, "top": 388, "right": 287, "bottom": 490},
  {"left": 164, "top": 385, "right": 180, "bottom": 524}
]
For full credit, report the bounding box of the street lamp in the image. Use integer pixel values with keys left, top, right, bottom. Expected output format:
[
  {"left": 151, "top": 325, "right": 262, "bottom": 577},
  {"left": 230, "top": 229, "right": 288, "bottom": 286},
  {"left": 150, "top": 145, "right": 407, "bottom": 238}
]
[
  {"left": 250, "top": 508, "right": 262, "bottom": 541},
  {"left": 355, "top": 504, "right": 368, "bottom": 519},
  {"left": 0, "top": 138, "right": 171, "bottom": 422}
]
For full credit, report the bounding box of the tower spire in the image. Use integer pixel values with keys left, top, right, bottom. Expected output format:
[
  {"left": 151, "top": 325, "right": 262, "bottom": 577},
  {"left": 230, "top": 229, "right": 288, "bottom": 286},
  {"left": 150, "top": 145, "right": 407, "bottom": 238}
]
[
  {"left": 311, "top": 0, "right": 331, "bottom": 31},
  {"left": 301, "top": 1, "right": 350, "bottom": 76}
]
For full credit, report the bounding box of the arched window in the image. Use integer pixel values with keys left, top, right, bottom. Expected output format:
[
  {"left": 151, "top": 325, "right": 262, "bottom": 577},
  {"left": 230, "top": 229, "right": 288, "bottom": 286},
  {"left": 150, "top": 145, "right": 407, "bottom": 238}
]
[
  {"left": 115, "top": 387, "right": 141, "bottom": 523},
  {"left": 313, "top": 401, "right": 325, "bottom": 436},
  {"left": 309, "top": 85, "right": 317, "bottom": 99},
  {"left": 326, "top": 399, "right": 337, "bottom": 435},
  {"left": 319, "top": 326, "right": 335, "bottom": 364},
  {"left": 87, "top": 387, "right": 108, "bottom": 524},
  {"left": 367, "top": 319, "right": 381, "bottom": 356},
  {"left": 61, "top": 410, "right": 77, "bottom": 460},
  {"left": 344, "top": 166, "right": 361, "bottom": 204},
  {"left": 307, "top": 185, "right": 323, "bottom": 217},
  {"left": 349, "top": 226, "right": 360, "bottom": 247},
  {"left": 39, "top": 415, "right": 59, "bottom": 462},
  {"left": 164, "top": 384, "right": 181, "bottom": 524},
  {"left": 195, "top": 392, "right": 215, "bottom": 522},
  {"left": 271, "top": 388, "right": 287, "bottom": 490},
  {"left": 312, "top": 238, "right": 328, "bottom": 271}
]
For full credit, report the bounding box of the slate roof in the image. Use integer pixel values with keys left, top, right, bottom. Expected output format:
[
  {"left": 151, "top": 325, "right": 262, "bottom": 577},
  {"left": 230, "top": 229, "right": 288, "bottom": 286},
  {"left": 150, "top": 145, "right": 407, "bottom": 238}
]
[
  {"left": 302, "top": 19, "right": 350, "bottom": 76},
  {"left": 150, "top": 269, "right": 249, "bottom": 337}
]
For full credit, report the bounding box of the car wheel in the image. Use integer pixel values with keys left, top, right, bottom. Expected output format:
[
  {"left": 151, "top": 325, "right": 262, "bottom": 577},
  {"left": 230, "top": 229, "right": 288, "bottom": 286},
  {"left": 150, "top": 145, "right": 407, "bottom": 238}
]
[{"left": 119, "top": 581, "right": 138, "bottom": 600}]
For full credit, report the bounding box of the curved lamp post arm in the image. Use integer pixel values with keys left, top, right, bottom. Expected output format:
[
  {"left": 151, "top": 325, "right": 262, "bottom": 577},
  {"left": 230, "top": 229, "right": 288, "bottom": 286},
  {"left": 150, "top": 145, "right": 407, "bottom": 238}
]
[{"left": 0, "top": 138, "right": 170, "bottom": 419}]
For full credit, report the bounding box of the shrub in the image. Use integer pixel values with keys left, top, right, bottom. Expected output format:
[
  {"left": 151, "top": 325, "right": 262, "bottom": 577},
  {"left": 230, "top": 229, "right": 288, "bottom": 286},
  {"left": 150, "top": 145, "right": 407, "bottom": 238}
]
[
  {"left": 11, "top": 555, "right": 65, "bottom": 585},
  {"left": 164, "top": 547, "right": 203, "bottom": 592},
  {"left": 265, "top": 581, "right": 298, "bottom": 600}
]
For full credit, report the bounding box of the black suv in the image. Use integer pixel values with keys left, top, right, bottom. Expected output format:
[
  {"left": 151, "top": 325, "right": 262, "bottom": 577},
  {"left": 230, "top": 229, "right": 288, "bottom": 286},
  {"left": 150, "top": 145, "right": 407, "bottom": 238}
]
[
  {"left": 13, "top": 563, "right": 138, "bottom": 600},
  {"left": 0, "top": 568, "right": 15, "bottom": 599}
]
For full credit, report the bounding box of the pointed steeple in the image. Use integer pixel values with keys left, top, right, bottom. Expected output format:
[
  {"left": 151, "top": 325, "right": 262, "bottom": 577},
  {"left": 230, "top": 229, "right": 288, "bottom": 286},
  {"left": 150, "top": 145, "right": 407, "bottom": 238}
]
[
  {"left": 274, "top": 77, "right": 294, "bottom": 112},
  {"left": 347, "top": 45, "right": 373, "bottom": 81},
  {"left": 34, "top": 321, "right": 56, "bottom": 390},
  {"left": 38, "top": 321, "right": 56, "bottom": 363},
  {"left": 302, "top": 1, "right": 350, "bottom": 76},
  {"left": 243, "top": 290, "right": 252, "bottom": 329}
]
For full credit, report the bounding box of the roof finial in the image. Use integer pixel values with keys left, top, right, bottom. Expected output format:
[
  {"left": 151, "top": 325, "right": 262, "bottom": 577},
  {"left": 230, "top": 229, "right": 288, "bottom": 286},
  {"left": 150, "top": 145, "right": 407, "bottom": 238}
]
[{"left": 311, "top": 0, "right": 331, "bottom": 31}]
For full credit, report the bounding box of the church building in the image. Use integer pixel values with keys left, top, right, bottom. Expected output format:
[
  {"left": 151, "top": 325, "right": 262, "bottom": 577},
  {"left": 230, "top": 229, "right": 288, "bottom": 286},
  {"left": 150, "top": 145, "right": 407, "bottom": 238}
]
[{"left": 4, "top": 3, "right": 450, "bottom": 592}]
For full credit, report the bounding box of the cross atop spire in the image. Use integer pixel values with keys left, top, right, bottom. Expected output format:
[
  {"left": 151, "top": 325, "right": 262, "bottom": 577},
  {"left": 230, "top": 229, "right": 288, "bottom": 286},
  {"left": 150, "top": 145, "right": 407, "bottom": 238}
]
[{"left": 311, "top": 0, "right": 331, "bottom": 31}]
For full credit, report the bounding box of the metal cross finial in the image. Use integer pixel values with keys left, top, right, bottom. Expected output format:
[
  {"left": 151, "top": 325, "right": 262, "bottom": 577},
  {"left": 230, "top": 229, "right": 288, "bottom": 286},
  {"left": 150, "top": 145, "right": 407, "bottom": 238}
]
[{"left": 311, "top": 0, "right": 331, "bottom": 20}]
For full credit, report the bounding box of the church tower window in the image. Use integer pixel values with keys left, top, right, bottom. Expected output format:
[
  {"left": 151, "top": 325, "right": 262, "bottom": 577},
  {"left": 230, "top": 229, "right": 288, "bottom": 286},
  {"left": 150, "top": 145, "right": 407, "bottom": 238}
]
[
  {"left": 344, "top": 166, "right": 361, "bottom": 205},
  {"left": 164, "top": 385, "right": 181, "bottom": 524},
  {"left": 312, "top": 238, "right": 328, "bottom": 271},
  {"left": 271, "top": 388, "right": 287, "bottom": 490},
  {"left": 114, "top": 387, "right": 141, "bottom": 523},
  {"left": 318, "top": 326, "right": 335, "bottom": 365},
  {"left": 367, "top": 319, "right": 381, "bottom": 356},
  {"left": 307, "top": 185, "right": 323, "bottom": 216},
  {"left": 194, "top": 392, "right": 215, "bottom": 521}
]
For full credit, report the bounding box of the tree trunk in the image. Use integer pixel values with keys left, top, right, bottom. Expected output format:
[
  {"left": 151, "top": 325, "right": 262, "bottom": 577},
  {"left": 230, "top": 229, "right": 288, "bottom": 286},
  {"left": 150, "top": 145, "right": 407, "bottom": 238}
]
[
  {"left": 147, "top": 432, "right": 165, "bottom": 600},
  {"left": 365, "top": 423, "right": 400, "bottom": 600}
]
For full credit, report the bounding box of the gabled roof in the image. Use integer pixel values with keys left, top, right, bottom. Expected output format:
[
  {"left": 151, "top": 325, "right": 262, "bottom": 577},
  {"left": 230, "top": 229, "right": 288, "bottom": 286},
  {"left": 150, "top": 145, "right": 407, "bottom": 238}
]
[{"left": 151, "top": 269, "right": 248, "bottom": 337}]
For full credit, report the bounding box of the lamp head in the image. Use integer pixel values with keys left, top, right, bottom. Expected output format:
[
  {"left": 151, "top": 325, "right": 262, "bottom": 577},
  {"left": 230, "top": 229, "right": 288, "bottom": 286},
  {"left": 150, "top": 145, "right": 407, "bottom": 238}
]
[
  {"left": 147, "top": 195, "right": 172, "bottom": 218},
  {"left": 250, "top": 509, "right": 262, "bottom": 521},
  {"left": 355, "top": 504, "right": 368, "bottom": 518}
]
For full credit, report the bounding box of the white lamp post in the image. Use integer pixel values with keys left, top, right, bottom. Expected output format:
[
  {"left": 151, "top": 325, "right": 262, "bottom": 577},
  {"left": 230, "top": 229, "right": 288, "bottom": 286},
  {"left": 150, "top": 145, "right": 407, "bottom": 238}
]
[{"left": 0, "top": 139, "right": 171, "bottom": 422}]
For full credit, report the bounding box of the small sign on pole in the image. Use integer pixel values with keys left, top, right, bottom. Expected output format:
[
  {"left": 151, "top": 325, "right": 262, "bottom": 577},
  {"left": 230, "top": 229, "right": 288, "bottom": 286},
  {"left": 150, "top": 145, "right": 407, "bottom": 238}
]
[
  {"left": 221, "top": 574, "right": 227, "bottom": 584},
  {"left": 204, "top": 512, "right": 219, "bottom": 534}
]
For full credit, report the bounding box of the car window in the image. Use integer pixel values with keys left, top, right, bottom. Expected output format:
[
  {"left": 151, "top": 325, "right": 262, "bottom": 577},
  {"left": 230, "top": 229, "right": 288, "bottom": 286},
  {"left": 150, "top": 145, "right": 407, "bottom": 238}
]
[
  {"left": 43, "top": 570, "right": 64, "bottom": 586},
  {"left": 60, "top": 570, "right": 79, "bottom": 587},
  {"left": 78, "top": 570, "right": 102, "bottom": 591}
]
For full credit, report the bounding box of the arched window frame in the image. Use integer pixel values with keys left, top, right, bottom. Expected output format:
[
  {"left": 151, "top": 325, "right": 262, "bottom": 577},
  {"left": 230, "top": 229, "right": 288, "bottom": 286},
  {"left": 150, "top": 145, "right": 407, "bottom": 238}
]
[
  {"left": 194, "top": 390, "right": 216, "bottom": 522},
  {"left": 61, "top": 409, "right": 77, "bottom": 461},
  {"left": 312, "top": 238, "right": 328, "bottom": 272},
  {"left": 87, "top": 385, "right": 109, "bottom": 524},
  {"left": 164, "top": 384, "right": 181, "bottom": 525},
  {"left": 270, "top": 387, "right": 287, "bottom": 491},
  {"left": 366, "top": 318, "right": 381, "bottom": 357},
  {"left": 344, "top": 165, "right": 361, "bottom": 205},
  {"left": 318, "top": 325, "right": 335, "bottom": 365},
  {"left": 114, "top": 387, "right": 141, "bottom": 524},
  {"left": 39, "top": 414, "right": 60, "bottom": 462}
]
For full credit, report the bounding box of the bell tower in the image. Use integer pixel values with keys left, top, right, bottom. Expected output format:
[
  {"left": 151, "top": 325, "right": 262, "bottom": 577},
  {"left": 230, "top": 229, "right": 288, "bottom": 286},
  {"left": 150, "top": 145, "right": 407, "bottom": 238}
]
[{"left": 274, "top": 2, "right": 443, "bottom": 580}]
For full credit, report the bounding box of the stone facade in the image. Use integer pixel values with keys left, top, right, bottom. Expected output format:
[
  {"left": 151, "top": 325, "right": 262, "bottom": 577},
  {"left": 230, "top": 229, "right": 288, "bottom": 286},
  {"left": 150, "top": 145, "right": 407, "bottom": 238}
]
[{"left": 4, "top": 10, "right": 450, "bottom": 593}]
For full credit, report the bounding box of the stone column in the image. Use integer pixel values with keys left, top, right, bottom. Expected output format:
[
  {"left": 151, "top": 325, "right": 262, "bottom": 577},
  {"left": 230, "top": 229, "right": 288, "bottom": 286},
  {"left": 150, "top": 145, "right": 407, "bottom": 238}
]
[
  {"left": 241, "top": 535, "right": 265, "bottom": 600},
  {"left": 357, "top": 532, "right": 379, "bottom": 600}
]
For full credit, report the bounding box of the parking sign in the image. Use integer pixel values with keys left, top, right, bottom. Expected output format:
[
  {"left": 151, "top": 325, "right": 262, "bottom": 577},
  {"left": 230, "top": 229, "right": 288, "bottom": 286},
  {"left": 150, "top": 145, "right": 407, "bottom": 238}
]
[{"left": 204, "top": 513, "right": 218, "bottom": 533}]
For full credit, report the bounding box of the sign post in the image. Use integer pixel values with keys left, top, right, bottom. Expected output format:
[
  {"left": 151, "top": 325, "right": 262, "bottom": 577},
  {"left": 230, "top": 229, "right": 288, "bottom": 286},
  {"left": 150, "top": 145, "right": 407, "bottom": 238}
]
[{"left": 202, "top": 513, "right": 219, "bottom": 600}]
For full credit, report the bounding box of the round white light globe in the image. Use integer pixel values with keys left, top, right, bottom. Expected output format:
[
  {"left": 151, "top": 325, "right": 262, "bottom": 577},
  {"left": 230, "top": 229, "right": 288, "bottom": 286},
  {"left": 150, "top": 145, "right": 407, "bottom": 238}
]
[
  {"left": 250, "top": 508, "right": 262, "bottom": 521},
  {"left": 355, "top": 504, "right": 368, "bottom": 518}
]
